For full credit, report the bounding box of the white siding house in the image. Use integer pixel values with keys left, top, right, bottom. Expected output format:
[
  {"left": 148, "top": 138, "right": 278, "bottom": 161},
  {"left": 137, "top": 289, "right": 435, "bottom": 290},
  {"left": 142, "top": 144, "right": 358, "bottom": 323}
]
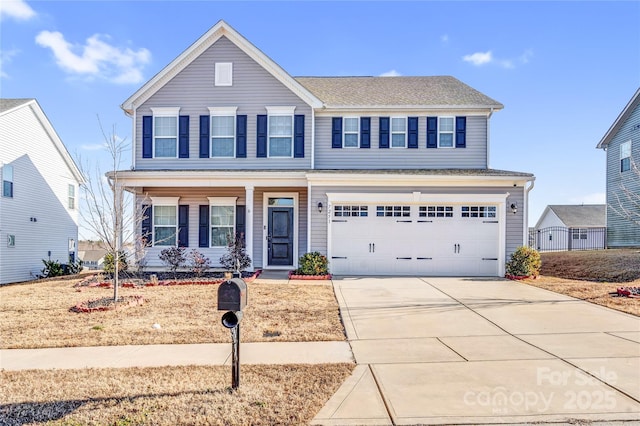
[
  {"left": 0, "top": 99, "right": 84, "bottom": 284},
  {"left": 533, "top": 205, "right": 606, "bottom": 251}
]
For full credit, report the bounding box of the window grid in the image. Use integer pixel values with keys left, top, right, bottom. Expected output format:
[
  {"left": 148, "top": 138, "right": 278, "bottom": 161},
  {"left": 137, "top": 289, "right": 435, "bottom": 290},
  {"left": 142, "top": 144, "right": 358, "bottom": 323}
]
[
  {"left": 461, "top": 206, "right": 497, "bottom": 218},
  {"left": 419, "top": 206, "right": 453, "bottom": 218},
  {"left": 343, "top": 117, "right": 359, "bottom": 148},
  {"left": 377, "top": 205, "right": 410, "bottom": 217},
  {"left": 68, "top": 184, "right": 75, "bottom": 210},
  {"left": 439, "top": 117, "right": 454, "bottom": 148},
  {"left": 154, "top": 116, "right": 178, "bottom": 158},
  {"left": 268, "top": 115, "right": 293, "bottom": 157},
  {"left": 334, "top": 205, "right": 368, "bottom": 217},
  {"left": 210, "top": 206, "right": 235, "bottom": 247},
  {"left": 391, "top": 117, "right": 407, "bottom": 148},
  {"left": 211, "top": 115, "right": 235, "bottom": 158},
  {"left": 572, "top": 229, "right": 588, "bottom": 240},
  {"left": 153, "top": 205, "right": 177, "bottom": 246}
]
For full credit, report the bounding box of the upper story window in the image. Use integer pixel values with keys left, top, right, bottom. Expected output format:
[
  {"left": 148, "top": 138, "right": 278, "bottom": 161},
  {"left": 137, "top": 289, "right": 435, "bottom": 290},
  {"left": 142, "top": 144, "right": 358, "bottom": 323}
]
[
  {"left": 2, "top": 164, "right": 13, "bottom": 198},
  {"left": 151, "top": 107, "right": 180, "bottom": 158},
  {"left": 391, "top": 117, "right": 406, "bottom": 148},
  {"left": 215, "top": 62, "right": 233, "bottom": 86},
  {"left": 621, "top": 140, "right": 631, "bottom": 172},
  {"left": 343, "top": 117, "right": 359, "bottom": 148},
  {"left": 439, "top": 117, "right": 454, "bottom": 148},
  {"left": 266, "top": 106, "right": 295, "bottom": 157},
  {"left": 68, "top": 184, "right": 76, "bottom": 209},
  {"left": 209, "top": 107, "right": 237, "bottom": 158},
  {"left": 209, "top": 197, "right": 237, "bottom": 247}
]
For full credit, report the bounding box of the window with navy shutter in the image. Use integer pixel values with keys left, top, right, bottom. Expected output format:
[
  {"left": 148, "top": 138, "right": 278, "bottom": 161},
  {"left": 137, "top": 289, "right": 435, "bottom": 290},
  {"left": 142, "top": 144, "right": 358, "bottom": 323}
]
[
  {"left": 360, "top": 117, "right": 370, "bottom": 149},
  {"left": 256, "top": 115, "right": 267, "bottom": 157},
  {"left": 199, "top": 116, "right": 210, "bottom": 158},
  {"left": 142, "top": 116, "right": 153, "bottom": 158},
  {"left": 294, "top": 114, "right": 305, "bottom": 158},
  {"left": 408, "top": 117, "right": 419, "bottom": 149},
  {"left": 179, "top": 116, "right": 189, "bottom": 158},
  {"left": 141, "top": 204, "right": 152, "bottom": 247},
  {"left": 332, "top": 117, "right": 342, "bottom": 148},
  {"left": 199, "top": 205, "right": 209, "bottom": 247},
  {"left": 379, "top": 117, "right": 390, "bottom": 149},
  {"left": 236, "top": 115, "right": 247, "bottom": 158},
  {"left": 178, "top": 205, "right": 189, "bottom": 247},
  {"left": 455, "top": 116, "right": 466, "bottom": 148},
  {"left": 427, "top": 117, "right": 437, "bottom": 148}
]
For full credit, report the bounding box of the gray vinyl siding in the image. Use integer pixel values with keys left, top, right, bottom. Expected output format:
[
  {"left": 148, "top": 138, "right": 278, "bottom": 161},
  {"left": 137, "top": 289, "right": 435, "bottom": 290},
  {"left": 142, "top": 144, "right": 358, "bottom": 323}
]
[
  {"left": 0, "top": 104, "right": 80, "bottom": 284},
  {"left": 314, "top": 115, "right": 487, "bottom": 169},
  {"left": 134, "top": 36, "right": 312, "bottom": 170},
  {"left": 605, "top": 103, "right": 640, "bottom": 247},
  {"left": 309, "top": 185, "right": 524, "bottom": 263}
]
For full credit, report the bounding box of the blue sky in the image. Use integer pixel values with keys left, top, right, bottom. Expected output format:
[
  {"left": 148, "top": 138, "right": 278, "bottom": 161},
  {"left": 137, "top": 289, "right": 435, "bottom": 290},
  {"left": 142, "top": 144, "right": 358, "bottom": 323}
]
[{"left": 2, "top": 0, "right": 639, "bottom": 229}]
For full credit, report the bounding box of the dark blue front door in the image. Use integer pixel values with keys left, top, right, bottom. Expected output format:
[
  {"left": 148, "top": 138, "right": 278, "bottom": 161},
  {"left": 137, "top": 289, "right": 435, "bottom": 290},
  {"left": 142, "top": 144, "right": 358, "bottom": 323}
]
[{"left": 268, "top": 207, "right": 294, "bottom": 266}]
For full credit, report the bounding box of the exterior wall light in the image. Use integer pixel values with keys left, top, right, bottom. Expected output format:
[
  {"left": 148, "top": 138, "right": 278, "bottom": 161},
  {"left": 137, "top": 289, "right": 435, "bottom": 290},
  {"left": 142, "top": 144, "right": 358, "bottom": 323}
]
[
  {"left": 510, "top": 202, "right": 518, "bottom": 214},
  {"left": 317, "top": 202, "right": 323, "bottom": 213}
]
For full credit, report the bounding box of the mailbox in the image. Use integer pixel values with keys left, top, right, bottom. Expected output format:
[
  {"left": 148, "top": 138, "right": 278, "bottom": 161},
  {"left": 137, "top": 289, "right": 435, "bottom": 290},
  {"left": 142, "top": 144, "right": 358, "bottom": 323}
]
[{"left": 217, "top": 278, "right": 247, "bottom": 311}]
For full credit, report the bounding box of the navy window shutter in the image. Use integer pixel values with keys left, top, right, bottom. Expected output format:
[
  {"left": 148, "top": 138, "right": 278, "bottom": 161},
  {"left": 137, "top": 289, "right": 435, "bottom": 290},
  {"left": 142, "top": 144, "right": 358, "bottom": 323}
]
[
  {"left": 379, "top": 117, "right": 390, "bottom": 149},
  {"left": 294, "top": 114, "right": 305, "bottom": 158},
  {"left": 427, "top": 116, "right": 438, "bottom": 148},
  {"left": 141, "top": 204, "right": 152, "bottom": 247},
  {"left": 236, "top": 115, "right": 247, "bottom": 158},
  {"left": 142, "top": 116, "right": 153, "bottom": 158},
  {"left": 455, "top": 116, "right": 466, "bottom": 148},
  {"left": 199, "top": 115, "right": 210, "bottom": 158},
  {"left": 257, "top": 115, "right": 268, "bottom": 157},
  {"left": 408, "top": 117, "right": 419, "bottom": 149},
  {"left": 179, "top": 115, "right": 189, "bottom": 158},
  {"left": 178, "top": 205, "right": 189, "bottom": 247},
  {"left": 360, "top": 117, "right": 370, "bottom": 148},
  {"left": 331, "top": 117, "right": 342, "bottom": 148},
  {"left": 236, "top": 205, "right": 246, "bottom": 242},
  {"left": 199, "top": 205, "right": 209, "bottom": 247}
]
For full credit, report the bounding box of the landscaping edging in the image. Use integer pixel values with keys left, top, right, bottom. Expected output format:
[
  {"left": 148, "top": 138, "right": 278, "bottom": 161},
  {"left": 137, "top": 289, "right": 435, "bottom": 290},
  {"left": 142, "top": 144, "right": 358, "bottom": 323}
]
[
  {"left": 78, "top": 270, "right": 262, "bottom": 289},
  {"left": 506, "top": 274, "right": 537, "bottom": 281},
  {"left": 70, "top": 295, "right": 145, "bottom": 313},
  {"left": 288, "top": 271, "right": 333, "bottom": 280}
]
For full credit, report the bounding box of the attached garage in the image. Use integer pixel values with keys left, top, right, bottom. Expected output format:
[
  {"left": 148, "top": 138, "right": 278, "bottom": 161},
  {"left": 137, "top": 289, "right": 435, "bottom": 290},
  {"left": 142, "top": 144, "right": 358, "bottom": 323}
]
[{"left": 327, "top": 193, "right": 508, "bottom": 277}]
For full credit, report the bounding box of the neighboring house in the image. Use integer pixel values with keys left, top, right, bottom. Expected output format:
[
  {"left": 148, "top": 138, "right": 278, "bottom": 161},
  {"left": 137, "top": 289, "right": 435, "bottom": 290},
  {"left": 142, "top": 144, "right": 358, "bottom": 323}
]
[
  {"left": 0, "top": 99, "right": 84, "bottom": 284},
  {"left": 114, "top": 20, "right": 535, "bottom": 277},
  {"left": 596, "top": 88, "right": 640, "bottom": 248},
  {"left": 533, "top": 205, "right": 606, "bottom": 251},
  {"left": 78, "top": 240, "right": 108, "bottom": 270}
]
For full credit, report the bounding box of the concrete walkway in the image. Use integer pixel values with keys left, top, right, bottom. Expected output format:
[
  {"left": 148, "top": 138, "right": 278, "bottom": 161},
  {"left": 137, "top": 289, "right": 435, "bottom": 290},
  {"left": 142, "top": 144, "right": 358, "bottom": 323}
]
[{"left": 312, "top": 277, "right": 640, "bottom": 425}]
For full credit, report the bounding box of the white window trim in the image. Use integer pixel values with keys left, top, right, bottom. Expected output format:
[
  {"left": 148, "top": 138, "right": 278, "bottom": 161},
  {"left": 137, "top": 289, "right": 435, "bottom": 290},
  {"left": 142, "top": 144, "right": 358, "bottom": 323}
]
[
  {"left": 68, "top": 184, "right": 76, "bottom": 210},
  {"left": 150, "top": 107, "right": 180, "bottom": 159},
  {"left": 265, "top": 106, "right": 296, "bottom": 158},
  {"left": 215, "top": 62, "right": 233, "bottom": 86},
  {"left": 620, "top": 140, "right": 632, "bottom": 172},
  {"left": 438, "top": 116, "right": 455, "bottom": 149},
  {"left": 7, "top": 234, "right": 15, "bottom": 247},
  {"left": 262, "top": 192, "right": 299, "bottom": 269},
  {"left": 150, "top": 196, "right": 180, "bottom": 247},
  {"left": 209, "top": 107, "right": 238, "bottom": 159},
  {"left": 390, "top": 116, "right": 407, "bottom": 148},
  {"left": 343, "top": 117, "right": 360, "bottom": 148},
  {"left": 208, "top": 197, "right": 237, "bottom": 248},
  {"left": 2, "top": 163, "right": 14, "bottom": 198}
]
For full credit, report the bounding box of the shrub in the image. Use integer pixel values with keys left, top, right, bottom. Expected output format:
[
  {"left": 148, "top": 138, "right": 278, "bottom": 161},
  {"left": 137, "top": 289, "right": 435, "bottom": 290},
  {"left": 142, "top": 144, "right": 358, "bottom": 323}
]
[
  {"left": 103, "top": 251, "right": 128, "bottom": 274},
  {"left": 67, "top": 258, "right": 84, "bottom": 274},
  {"left": 220, "top": 233, "right": 252, "bottom": 272},
  {"left": 159, "top": 247, "right": 186, "bottom": 275},
  {"left": 506, "top": 246, "right": 541, "bottom": 277},
  {"left": 187, "top": 249, "right": 211, "bottom": 277},
  {"left": 41, "top": 259, "right": 64, "bottom": 278},
  {"left": 296, "top": 252, "right": 329, "bottom": 276}
]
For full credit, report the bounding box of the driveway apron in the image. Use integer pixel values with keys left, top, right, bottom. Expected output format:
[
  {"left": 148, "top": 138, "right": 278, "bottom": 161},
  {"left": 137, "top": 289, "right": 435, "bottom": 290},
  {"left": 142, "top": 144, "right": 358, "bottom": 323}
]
[{"left": 312, "top": 277, "right": 640, "bottom": 425}]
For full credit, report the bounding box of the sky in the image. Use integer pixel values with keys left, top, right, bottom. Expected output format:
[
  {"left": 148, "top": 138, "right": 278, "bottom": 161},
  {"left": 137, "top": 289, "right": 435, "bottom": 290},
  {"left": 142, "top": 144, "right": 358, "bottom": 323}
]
[{"left": 1, "top": 0, "right": 639, "bottom": 236}]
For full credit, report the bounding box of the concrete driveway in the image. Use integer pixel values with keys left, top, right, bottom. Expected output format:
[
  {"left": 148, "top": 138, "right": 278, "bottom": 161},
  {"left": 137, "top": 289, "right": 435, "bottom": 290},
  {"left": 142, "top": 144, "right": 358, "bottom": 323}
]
[{"left": 312, "top": 277, "right": 640, "bottom": 425}]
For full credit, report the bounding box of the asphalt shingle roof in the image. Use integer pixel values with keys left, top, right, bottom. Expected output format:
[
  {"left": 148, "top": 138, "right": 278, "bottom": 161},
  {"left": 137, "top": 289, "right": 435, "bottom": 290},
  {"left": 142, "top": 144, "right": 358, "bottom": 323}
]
[
  {"left": 0, "top": 98, "right": 34, "bottom": 114},
  {"left": 548, "top": 205, "right": 606, "bottom": 228},
  {"left": 295, "top": 76, "right": 503, "bottom": 108}
]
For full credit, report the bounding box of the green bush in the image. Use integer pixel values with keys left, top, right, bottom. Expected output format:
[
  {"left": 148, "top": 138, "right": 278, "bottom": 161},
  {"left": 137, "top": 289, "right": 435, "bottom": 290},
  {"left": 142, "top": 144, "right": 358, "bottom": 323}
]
[
  {"left": 41, "top": 259, "right": 64, "bottom": 278},
  {"left": 296, "top": 252, "right": 329, "bottom": 276},
  {"left": 104, "top": 251, "right": 128, "bottom": 274},
  {"left": 506, "top": 246, "right": 541, "bottom": 277}
]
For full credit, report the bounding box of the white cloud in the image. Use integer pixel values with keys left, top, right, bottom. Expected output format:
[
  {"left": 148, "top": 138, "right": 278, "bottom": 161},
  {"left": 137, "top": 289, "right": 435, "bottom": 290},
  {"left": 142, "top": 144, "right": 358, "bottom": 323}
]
[
  {"left": 463, "top": 51, "right": 493, "bottom": 66},
  {"left": 519, "top": 49, "right": 534, "bottom": 64},
  {"left": 0, "top": 48, "right": 19, "bottom": 78},
  {"left": 569, "top": 193, "right": 606, "bottom": 205},
  {"left": 35, "top": 31, "right": 151, "bottom": 84},
  {"left": 81, "top": 143, "right": 108, "bottom": 151},
  {"left": 379, "top": 69, "right": 402, "bottom": 77},
  {"left": 440, "top": 34, "right": 449, "bottom": 43},
  {"left": 0, "top": 0, "right": 36, "bottom": 21}
]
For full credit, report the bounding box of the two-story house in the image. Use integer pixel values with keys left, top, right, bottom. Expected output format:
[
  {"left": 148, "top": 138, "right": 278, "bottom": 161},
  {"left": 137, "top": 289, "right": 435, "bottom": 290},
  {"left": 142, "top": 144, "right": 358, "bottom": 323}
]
[
  {"left": 596, "top": 88, "right": 640, "bottom": 248},
  {"left": 0, "top": 98, "right": 84, "bottom": 284},
  {"left": 115, "top": 20, "right": 534, "bottom": 277}
]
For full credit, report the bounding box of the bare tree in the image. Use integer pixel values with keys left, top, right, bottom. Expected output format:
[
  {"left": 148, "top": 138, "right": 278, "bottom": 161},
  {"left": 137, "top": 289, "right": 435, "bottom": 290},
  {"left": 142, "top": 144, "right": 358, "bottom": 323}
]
[
  {"left": 78, "top": 117, "right": 147, "bottom": 301},
  {"left": 609, "top": 160, "right": 640, "bottom": 227}
]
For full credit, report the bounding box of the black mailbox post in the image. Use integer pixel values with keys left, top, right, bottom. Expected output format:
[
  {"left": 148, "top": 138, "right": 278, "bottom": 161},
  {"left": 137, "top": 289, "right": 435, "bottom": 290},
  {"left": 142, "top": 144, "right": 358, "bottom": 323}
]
[{"left": 218, "top": 277, "right": 248, "bottom": 390}]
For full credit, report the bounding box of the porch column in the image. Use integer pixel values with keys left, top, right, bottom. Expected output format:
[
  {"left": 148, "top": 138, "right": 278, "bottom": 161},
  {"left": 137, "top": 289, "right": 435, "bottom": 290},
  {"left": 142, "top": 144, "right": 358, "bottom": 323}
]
[{"left": 245, "top": 185, "right": 254, "bottom": 270}]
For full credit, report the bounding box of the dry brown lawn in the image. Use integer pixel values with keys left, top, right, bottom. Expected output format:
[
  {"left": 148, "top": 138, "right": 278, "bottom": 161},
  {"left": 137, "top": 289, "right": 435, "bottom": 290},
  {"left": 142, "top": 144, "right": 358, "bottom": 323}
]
[
  {"left": 540, "top": 249, "right": 640, "bottom": 282},
  {"left": 0, "top": 277, "right": 345, "bottom": 349},
  {"left": 0, "top": 363, "right": 355, "bottom": 425}
]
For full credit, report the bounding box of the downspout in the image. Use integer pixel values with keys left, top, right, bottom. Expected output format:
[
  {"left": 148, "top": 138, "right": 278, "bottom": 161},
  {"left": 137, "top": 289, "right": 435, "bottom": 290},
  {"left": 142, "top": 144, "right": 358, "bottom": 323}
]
[
  {"left": 487, "top": 108, "right": 494, "bottom": 168},
  {"left": 524, "top": 179, "right": 536, "bottom": 246},
  {"left": 311, "top": 108, "right": 315, "bottom": 170},
  {"left": 131, "top": 105, "right": 136, "bottom": 170},
  {"left": 307, "top": 182, "right": 312, "bottom": 253}
]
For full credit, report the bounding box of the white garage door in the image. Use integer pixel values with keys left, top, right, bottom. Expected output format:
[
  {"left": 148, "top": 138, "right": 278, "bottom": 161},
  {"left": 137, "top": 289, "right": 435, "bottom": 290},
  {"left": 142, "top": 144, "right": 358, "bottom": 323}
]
[{"left": 330, "top": 204, "right": 501, "bottom": 276}]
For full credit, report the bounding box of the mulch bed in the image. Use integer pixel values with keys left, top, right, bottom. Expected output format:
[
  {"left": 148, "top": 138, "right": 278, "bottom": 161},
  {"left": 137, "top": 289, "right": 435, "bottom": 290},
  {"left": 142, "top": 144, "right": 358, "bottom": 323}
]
[
  {"left": 70, "top": 295, "right": 145, "bottom": 313},
  {"left": 75, "top": 270, "right": 262, "bottom": 289},
  {"left": 288, "top": 271, "right": 332, "bottom": 280},
  {"left": 613, "top": 286, "right": 640, "bottom": 298}
]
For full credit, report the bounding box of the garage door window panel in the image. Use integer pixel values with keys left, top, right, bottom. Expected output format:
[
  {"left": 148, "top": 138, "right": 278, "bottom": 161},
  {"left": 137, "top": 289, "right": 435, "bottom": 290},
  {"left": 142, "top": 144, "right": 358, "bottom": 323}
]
[
  {"left": 420, "top": 206, "right": 453, "bottom": 218},
  {"left": 334, "top": 205, "right": 368, "bottom": 217},
  {"left": 377, "top": 205, "right": 410, "bottom": 217},
  {"left": 461, "top": 206, "right": 496, "bottom": 218}
]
